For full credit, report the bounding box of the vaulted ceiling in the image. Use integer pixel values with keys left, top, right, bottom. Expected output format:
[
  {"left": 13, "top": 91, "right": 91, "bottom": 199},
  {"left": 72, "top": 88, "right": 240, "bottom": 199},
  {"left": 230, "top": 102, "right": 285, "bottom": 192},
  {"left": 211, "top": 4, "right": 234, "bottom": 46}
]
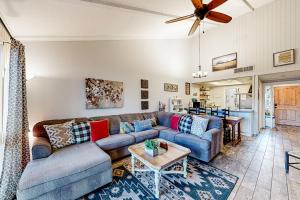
[{"left": 0, "top": 0, "right": 276, "bottom": 41}]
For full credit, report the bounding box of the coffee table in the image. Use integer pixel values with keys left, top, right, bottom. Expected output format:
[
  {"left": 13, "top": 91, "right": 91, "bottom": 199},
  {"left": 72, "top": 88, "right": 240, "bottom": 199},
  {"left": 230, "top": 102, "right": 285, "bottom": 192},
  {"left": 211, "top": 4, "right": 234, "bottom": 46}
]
[{"left": 128, "top": 139, "right": 191, "bottom": 198}]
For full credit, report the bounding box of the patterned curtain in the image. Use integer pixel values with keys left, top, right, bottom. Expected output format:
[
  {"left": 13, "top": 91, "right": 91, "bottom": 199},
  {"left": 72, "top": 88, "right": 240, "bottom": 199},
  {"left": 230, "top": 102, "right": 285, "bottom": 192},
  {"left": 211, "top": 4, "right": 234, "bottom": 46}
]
[{"left": 0, "top": 39, "right": 30, "bottom": 200}]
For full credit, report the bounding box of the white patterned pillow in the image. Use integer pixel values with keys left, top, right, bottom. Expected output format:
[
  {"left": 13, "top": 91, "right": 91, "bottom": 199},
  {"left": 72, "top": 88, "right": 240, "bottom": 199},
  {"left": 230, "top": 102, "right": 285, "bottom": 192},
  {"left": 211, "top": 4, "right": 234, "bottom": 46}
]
[
  {"left": 191, "top": 116, "right": 209, "bottom": 137},
  {"left": 44, "top": 120, "right": 75, "bottom": 150}
]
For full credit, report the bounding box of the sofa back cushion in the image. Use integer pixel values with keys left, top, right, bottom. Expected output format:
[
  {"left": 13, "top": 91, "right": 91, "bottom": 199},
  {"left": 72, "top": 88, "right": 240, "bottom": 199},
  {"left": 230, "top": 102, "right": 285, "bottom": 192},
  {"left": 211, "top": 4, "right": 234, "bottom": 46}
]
[
  {"left": 90, "top": 115, "right": 121, "bottom": 135},
  {"left": 142, "top": 112, "right": 158, "bottom": 120},
  {"left": 143, "top": 112, "right": 158, "bottom": 126},
  {"left": 33, "top": 118, "right": 89, "bottom": 141},
  {"left": 157, "top": 112, "right": 174, "bottom": 127},
  {"left": 120, "top": 113, "right": 144, "bottom": 123},
  {"left": 201, "top": 115, "right": 223, "bottom": 131}
]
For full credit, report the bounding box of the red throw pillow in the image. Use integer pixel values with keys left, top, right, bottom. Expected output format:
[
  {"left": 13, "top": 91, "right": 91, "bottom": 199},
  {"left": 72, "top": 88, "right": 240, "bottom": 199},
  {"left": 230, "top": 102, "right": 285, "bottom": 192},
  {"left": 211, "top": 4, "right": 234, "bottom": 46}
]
[
  {"left": 170, "top": 115, "right": 181, "bottom": 131},
  {"left": 90, "top": 119, "right": 109, "bottom": 142}
]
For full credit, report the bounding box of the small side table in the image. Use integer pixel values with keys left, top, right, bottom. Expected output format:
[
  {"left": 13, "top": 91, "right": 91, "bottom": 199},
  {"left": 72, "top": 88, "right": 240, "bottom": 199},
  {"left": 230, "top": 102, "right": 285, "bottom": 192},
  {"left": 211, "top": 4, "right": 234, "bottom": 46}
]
[
  {"left": 285, "top": 151, "right": 300, "bottom": 173},
  {"left": 224, "top": 116, "right": 243, "bottom": 146}
]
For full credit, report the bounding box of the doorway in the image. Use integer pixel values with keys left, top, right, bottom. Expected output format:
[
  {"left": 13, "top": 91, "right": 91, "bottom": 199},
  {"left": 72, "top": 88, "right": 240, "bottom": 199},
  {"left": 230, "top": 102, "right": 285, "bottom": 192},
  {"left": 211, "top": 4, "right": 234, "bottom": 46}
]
[
  {"left": 274, "top": 85, "right": 300, "bottom": 126},
  {"left": 262, "top": 82, "right": 300, "bottom": 128}
]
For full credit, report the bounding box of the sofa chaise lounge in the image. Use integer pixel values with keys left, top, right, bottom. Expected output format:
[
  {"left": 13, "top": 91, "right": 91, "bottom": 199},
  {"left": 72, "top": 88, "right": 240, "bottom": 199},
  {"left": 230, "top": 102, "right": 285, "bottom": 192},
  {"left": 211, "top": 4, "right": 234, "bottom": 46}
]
[{"left": 17, "top": 112, "right": 223, "bottom": 200}]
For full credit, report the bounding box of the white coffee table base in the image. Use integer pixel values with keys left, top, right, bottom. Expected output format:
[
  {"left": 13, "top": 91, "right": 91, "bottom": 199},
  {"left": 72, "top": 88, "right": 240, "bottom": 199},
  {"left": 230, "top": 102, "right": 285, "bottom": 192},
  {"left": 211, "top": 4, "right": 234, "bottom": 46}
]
[{"left": 131, "top": 155, "right": 188, "bottom": 198}]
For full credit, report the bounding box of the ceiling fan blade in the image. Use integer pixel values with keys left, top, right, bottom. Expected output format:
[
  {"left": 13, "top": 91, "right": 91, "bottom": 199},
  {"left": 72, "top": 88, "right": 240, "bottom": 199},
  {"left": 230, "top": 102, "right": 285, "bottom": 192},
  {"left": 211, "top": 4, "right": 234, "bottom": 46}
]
[
  {"left": 191, "top": 0, "right": 203, "bottom": 9},
  {"left": 206, "top": 11, "right": 232, "bottom": 23},
  {"left": 207, "top": 0, "right": 227, "bottom": 11},
  {"left": 165, "top": 14, "right": 195, "bottom": 24},
  {"left": 188, "top": 18, "right": 200, "bottom": 36}
]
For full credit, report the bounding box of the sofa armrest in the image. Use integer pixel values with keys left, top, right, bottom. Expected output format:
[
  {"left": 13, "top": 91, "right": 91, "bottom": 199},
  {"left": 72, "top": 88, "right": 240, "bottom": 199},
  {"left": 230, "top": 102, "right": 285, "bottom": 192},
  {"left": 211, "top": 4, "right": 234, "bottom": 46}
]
[
  {"left": 201, "top": 128, "right": 222, "bottom": 158},
  {"left": 201, "top": 128, "right": 220, "bottom": 141},
  {"left": 32, "top": 137, "right": 52, "bottom": 160}
]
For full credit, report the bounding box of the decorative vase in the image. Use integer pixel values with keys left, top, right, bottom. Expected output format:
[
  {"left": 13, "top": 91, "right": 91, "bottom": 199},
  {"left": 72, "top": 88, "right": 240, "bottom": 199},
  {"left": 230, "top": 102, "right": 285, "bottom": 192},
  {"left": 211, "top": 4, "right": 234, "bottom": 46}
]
[{"left": 144, "top": 147, "right": 158, "bottom": 157}]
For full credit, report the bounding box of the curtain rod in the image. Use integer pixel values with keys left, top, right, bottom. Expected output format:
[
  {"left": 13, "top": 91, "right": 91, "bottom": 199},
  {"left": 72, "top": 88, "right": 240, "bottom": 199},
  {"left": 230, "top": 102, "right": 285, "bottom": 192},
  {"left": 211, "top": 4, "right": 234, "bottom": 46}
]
[{"left": 0, "top": 17, "right": 13, "bottom": 40}]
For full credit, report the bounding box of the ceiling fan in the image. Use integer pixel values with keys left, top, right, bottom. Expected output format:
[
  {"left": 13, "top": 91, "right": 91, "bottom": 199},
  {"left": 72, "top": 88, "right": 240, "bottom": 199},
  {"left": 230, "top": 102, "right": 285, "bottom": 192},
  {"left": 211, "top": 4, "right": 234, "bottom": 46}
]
[{"left": 166, "top": 0, "right": 232, "bottom": 36}]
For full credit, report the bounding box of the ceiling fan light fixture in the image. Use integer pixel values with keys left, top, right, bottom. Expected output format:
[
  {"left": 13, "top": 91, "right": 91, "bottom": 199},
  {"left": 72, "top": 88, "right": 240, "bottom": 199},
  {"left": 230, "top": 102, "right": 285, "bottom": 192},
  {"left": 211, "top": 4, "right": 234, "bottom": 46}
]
[{"left": 165, "top": 0, "right": 232, "bottom": 36}]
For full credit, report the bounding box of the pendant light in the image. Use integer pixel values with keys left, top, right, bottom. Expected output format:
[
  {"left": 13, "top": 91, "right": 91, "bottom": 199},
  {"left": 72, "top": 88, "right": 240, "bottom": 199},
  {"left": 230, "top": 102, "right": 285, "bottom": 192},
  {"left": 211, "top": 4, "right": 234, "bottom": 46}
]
[{"left": 193, "top": 26, "right": 208, "bottom": 78}]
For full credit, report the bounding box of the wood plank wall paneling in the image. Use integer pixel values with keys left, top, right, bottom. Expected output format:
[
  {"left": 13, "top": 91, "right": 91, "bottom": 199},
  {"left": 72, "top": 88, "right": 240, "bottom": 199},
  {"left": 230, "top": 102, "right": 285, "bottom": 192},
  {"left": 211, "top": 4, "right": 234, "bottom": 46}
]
[{"left": 194, "top": 0, "right": 299, "bottom": 81}]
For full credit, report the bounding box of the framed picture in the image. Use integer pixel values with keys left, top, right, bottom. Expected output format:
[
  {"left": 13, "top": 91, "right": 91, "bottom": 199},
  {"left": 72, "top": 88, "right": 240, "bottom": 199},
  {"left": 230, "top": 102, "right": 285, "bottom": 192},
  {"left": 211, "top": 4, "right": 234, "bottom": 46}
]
[
  {"left": 212, "top": 53, "right": 237, "bottom": 72},
  {"left": 185, "top": 82, "right": 190, "bottom": 95},
  {"left": 164, "top": 83, "right": 178, "bottom": 92},
  {"left": 141, "top": 101, "right": 149, "bottom": 110},
  {"left": 85, "top": 78, "right": 124, "bottom": 109},
  {"left": 141, "top": 90, "right": 149, "bottom": 99},
  {"left": 141, "top": 79, "right": 148, "bottom": 89},
  {"left": 273, "top": 49, "right": 295, "bottom": 67}
]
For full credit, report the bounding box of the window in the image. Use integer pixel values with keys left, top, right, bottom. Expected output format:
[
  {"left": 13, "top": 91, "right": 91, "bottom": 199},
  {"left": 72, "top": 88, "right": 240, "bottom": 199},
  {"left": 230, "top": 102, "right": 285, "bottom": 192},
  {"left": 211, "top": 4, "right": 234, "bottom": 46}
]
[{"left": 0, "top": 41, "right": 10, "bottom": 144}]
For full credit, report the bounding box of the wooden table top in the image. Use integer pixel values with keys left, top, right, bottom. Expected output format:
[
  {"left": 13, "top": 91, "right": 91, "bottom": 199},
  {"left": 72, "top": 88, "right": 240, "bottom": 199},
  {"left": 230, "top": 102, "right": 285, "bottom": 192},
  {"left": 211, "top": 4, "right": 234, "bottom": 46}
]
[
  {"left": 128, "top": 139, "right": 191, "bottom": 170},
  {"left": 225, "top": 116, "right": 243, "bottom": 122}
]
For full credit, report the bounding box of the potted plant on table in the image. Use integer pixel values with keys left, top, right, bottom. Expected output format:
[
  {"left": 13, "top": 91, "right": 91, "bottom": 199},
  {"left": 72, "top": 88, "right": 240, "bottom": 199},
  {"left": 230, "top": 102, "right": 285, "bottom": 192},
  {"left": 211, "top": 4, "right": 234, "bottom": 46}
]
[{"left": 144, "top": 139, "right": 158, "bottom": 157}]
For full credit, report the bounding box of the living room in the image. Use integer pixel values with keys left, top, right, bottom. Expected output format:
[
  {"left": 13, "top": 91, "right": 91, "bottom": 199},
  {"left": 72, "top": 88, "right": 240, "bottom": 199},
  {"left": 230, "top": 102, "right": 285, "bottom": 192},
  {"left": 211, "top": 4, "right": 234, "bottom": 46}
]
[{"left": 0, "top": 0, "right": 300, "bottom": 200}]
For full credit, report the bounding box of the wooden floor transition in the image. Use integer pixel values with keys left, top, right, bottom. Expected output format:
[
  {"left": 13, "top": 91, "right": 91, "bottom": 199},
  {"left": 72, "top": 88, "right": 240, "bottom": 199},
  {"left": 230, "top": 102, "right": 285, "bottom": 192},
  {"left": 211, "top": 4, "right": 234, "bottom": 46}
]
[{"left": 210, "top": 125, "right": 300, "bottom": 200}]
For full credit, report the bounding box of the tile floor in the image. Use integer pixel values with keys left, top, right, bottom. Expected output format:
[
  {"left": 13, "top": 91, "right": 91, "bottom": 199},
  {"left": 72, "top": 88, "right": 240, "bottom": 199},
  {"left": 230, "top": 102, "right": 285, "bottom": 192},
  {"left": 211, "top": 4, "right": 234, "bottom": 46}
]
[{"left": 210, "top": 126, "right": 300, "bottom": 200}]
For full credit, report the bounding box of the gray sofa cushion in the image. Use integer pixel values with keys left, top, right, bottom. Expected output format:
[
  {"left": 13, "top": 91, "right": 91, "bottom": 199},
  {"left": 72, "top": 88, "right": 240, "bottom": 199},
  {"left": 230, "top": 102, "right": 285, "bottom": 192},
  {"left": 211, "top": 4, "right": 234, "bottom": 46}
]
[
  {"left": 21, "top": 169, "right": 112, "bottom": 200},
  {"left": 175, "top": 133, "right": 211, "bottom": 150},
  {"left": 17, "top": 143, "right": 111, "bottom": 200},
  {"left": 153, "top": 125, "right": 169, "bottom": 131},
  {"left": 142, "top": 112, "right": 158, "bottom": 120},
  {"left": 157, "top": 112, "right": 173, "bottom": 127},
  {"left": 129, "top": 129, "right": 159, "bottom": 143},
  {"left": 120, "top": 113, "right": 144, "bottom": 123},
  {"left": 201, "top": 115, "right": 223, "bottom": 130},
  {"left": 90, "top": 115, "right": 121, "bottom": 135},
  {"left": 95, "top": 134, "right": 135, "bottom": 151},
  {"left": 159, "top": 129, "right": 179, "bottom": 142}
]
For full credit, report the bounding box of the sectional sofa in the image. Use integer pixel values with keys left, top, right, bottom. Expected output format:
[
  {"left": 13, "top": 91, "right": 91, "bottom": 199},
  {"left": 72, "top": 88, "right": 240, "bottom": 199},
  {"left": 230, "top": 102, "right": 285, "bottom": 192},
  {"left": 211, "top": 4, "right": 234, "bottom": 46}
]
[{"left": 17, "top": 112, "right": 223, "bottom": 200}]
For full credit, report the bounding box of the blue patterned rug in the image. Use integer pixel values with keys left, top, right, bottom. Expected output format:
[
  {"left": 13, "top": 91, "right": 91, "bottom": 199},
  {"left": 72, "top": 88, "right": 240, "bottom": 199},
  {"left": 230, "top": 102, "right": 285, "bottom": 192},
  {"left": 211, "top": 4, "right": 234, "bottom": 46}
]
[{"left": 81, "top": 157, "right": 238, "bottom": 200}]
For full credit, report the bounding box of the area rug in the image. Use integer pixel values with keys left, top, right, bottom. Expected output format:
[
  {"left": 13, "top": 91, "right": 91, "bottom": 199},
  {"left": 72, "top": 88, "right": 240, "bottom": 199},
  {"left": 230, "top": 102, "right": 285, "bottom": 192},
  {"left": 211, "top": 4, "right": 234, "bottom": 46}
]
[{"left": 81, "top": 157, "right": 238, "bottom": 200}]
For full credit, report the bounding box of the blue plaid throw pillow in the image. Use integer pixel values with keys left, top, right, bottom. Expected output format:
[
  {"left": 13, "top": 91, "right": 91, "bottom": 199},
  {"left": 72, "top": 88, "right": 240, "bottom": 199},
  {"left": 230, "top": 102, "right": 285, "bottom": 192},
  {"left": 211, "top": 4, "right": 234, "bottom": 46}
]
[
  {"left": 72, "top": 122, "right": 91, "bottom": 144},
  {"left": 178, "top": 115, "right": 193, "bottom": 134}
]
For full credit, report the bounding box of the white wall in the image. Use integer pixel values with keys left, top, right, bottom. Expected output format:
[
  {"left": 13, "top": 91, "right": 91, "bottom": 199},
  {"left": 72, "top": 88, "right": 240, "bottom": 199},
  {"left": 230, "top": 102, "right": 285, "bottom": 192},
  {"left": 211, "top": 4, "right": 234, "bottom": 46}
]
[
  {"left": 25, "top": 39, "right": 192, "bottom": 129},
  {"left": 191, "top": 0, "right": 300, "bottom": 83}
]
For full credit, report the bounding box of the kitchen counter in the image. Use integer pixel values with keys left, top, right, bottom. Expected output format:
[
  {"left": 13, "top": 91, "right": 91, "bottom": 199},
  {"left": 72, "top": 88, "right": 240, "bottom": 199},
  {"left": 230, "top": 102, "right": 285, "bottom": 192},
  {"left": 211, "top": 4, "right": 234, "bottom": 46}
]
[
  {"left": 230, "top": 109, "right": 254, "bottom": 113},
  {"left": 229, "top": 110, "right": 254, "bottom": 136}
]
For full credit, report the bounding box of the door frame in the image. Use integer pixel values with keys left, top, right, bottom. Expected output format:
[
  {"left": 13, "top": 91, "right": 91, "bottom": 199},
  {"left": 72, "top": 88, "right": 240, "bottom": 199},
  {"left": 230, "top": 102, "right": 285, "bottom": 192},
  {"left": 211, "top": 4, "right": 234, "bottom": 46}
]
[{"left": 261, "top": 80, "right": 300, "bottom": 128}]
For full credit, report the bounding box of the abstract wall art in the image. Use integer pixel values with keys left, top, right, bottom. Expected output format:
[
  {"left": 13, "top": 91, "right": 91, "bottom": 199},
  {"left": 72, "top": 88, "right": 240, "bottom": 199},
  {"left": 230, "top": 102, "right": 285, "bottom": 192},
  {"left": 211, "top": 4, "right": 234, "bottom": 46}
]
[{"left": 85, "top": 78, "right": 124, "bottom": 109}]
